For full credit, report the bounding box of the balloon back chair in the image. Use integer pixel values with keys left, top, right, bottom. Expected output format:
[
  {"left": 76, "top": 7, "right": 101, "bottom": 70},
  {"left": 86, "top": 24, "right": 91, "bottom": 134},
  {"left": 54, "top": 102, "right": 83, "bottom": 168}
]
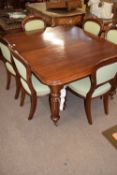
[
  {"left": 105, "top": 24, "right": 117, "bottom": 45},
  {"left": 105, "top": 25, "right": 117, "bottom": 97},
  {"left": 82, "top": 18, "right": 103, "bottom": 36},
  {"left": 10, "top": 45, "right": 50, "bottom": 120},
  {"left": 22, "top": 15, "right": 47, "bottom": 32},
  {"left": 0, "top": 37, "right": 20, "bottom": 99},
  {"left": 67, "top": 58, "right": 117, "bottom": 124}
]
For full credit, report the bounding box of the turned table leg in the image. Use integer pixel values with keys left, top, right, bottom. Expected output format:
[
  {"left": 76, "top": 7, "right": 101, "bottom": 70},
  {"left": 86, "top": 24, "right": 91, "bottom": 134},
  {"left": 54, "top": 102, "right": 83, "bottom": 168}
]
[{"left": 50, "top": 85, "right": 64, "bottom": 125}]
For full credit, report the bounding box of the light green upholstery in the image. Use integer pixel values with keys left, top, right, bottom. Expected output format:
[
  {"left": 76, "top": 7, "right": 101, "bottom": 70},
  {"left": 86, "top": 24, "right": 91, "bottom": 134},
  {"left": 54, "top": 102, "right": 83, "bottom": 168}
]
[
  {"left": 13, "top": 55, "right": 27, "bottom": 80},
  {"left": 24, "top": 20, "right": 45, "bottom": 32},
  {"left": 84, "top": 21, "right": 101, "bottom": 36},
  {"left": 0, "top": 43, "right": 11, "bottom": 62},
  {"left": 68, "top": 60, "right": 117, "bottom": 124},
  {"left": 68, "top": 77, "right": 111, "bottom": 98},
  {"left": 106, "top": 29, "right": 117, "bottom": 45},
  {"left": 5, "top": 62, "right": 16, "bottom": 75},
  {"left": 32, "top": 74, "right": 50, "bottom": 95},
  {"left": 96, "top": 62, "right": 117, "bottom": 84},
  {"left": 12, "top": 55, "right": 50, "bottom": 96},
  {"left": 68, "top": 61, "right": 117, "bottom": 98},
  {"left": 0, "top": 42, "right": 16, "bottom": 75},
  {"left": 21, "top": 74, "right": 50, "bottom": 95}
]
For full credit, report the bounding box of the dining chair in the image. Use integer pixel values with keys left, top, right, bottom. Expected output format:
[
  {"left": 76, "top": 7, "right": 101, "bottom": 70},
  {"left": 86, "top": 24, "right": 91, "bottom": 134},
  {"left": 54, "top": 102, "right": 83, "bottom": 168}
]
[
  {"left": 82, "top": 17, "right": 103, "bottom": 36},
  {"left": 0, "top": 37, "right": 20, "bottom": 99},
  {"left": 105, "top": 25, "right": 117, "bottom": 98},
  {"left": 105, "top": 24, "right": 117, "bottom": 45},
  {"left": 10, "top": 45, "right": 50, "bottom": 120},
  {"left": 67, "top": 58, "right": 117, "bottom": 124},
  {"left": 22, "top": 15, "right": 47, "bottom": 32}
]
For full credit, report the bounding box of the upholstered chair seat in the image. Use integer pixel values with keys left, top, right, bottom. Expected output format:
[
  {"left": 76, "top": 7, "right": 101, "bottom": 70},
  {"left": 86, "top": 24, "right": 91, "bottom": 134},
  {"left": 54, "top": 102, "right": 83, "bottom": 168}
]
[
  {"left": 68, "top": 77, "right": 111, "bottom": 98},
  {"left": 20, "top": 74, "right": 50, "bottom": 96},
  {"left": 10, "top": 45, "right": 50, "bottom": 120},
  {"left": 67, "top": 58, "right": 117, "bottom": 125}
]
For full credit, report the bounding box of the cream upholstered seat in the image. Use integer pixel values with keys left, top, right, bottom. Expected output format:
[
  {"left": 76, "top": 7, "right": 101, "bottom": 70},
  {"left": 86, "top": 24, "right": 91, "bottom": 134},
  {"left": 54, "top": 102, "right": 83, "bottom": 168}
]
[
  {"left": 22, "top": 15, "right": 46, "bottom": 32},
  {"left": 82, "top": 18, "right": 103, "bottom": 36},
  {"left": 105, "top": 25, "right": 117, "bottom": 45},
  {"left": 0, "top": 37, "right": 20, "bottom": 99},
  {"left": 67, "top": 58, "right": 117, "bottom": 124},
  {"left": 10, "top": 45, "right": 50, "bottom": 120}
]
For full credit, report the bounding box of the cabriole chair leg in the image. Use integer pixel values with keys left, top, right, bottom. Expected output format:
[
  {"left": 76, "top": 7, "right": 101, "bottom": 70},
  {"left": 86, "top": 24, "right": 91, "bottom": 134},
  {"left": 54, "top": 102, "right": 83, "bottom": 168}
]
[
  {"left": 6, "top": 71, "right": 11, "bottom": 90},
  {"left": 103, "top": 94, "right": 109, "bottom": 115},
  {"left": 14, "top": 78, "right": 20, "bottom": 99},
  {"left": 20, "top": 88, "right": 26, "bottom": 106},
  {"left": 84, "top": 98, "right": 92, "bottom": 125},
  {"left": 28, "top": 95, "right": 37, "bottom": 120}
]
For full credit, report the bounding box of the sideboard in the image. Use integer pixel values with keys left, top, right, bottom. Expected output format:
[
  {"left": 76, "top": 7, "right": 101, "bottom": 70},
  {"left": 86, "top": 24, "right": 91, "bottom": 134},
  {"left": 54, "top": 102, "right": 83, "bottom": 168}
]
[{"left": 26, "top": 2, "right": 86, "bottom": 26}]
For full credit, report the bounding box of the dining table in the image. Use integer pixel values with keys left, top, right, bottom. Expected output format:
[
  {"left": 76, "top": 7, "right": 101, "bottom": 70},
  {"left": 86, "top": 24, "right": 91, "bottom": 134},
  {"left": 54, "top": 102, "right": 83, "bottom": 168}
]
[{"left": 5, "top": 26, "right": 117, "bottom": 125}]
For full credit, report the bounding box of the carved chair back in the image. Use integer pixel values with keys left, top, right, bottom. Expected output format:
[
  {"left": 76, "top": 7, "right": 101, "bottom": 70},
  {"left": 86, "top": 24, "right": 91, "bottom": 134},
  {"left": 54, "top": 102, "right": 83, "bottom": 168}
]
[
  {"left": 22, "top": 15, "right": 47, "bottom": 32},
  {"left": 88, "top": 57, "right": 117, "bottom": 98},
  {"left": 10, "top": 45, "right": 36, "bottom": 96},
  {"left": 105, "top": 24, "right": 117, "bottom": 45},
  {"left": 0, "top": 37, "right": 16, "bottom": 76},
  {"left": 82, "top": 17, "right": 103, "bottom": 36}
]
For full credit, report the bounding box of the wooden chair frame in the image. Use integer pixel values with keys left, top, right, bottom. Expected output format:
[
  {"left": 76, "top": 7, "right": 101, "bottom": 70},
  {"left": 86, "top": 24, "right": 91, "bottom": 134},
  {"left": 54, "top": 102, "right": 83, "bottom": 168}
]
[
  {"left": 68, "top": 57, "right": 117, "bottom": 124},
  {"left": 0, "top": 37, "right": 20, "bottom": 99},
  {"left": 82, "top": 17, "right": 103, "bottom": 36},
  {"left": 22, "top": 15, "right": 47, "bottom": 32},
  {"left": 10, "top": 45, "right": 50, "bottom": 120},
  {"left": 105, "top": 24, "right": 117, "bottom": 41},
  {"left": 104, "top": 24, "right": 117, "bottom": 98}
]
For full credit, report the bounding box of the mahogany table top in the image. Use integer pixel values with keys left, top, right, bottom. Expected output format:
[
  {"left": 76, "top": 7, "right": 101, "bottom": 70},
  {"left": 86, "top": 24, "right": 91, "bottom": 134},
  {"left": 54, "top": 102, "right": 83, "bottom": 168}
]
[{"left": 5, "top": 26, "right": 117, "bottom": 86}]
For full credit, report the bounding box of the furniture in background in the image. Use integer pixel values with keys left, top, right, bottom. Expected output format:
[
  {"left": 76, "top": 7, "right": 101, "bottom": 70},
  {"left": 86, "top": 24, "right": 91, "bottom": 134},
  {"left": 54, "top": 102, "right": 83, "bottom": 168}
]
[
  {"left": 10, "top": 46, "right": 50, "bottom": 120},
  {"left": 82, "top": 17, "right": 103, "bottom": 36},
  {"left": 46, "top": 0, "right": 81, "bottom": 11},
  {"left": 22, "top": 15, "right": 47, "bottom": 31},
  {"left": 67, "top": 58, "right": 117, "bottom": 124},
  {"left": 0, "top": 0, "right": 39, "bottom": 9},
  {"left": 113, "top": 1, "right": 117, "bottom": 17},
  {"left": 0, "top": 37, "right": 20, "bottom": 99},
  {"left": 26, "top": 2, "right": 86, "bottom": 26},
  {"left": 88, "top": 0, "right": 114, "bottom": 19},
  {"left": 5, "top": 26, "right": 117, "bottom": 125},
  {"left": 0, "top": 10, "right": 27, "bottom": 34}
]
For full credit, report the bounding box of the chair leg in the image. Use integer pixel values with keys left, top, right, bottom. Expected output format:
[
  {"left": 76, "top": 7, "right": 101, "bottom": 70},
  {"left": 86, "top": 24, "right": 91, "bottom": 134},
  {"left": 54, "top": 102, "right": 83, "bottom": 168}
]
[
  {"left": 6, "top": 71, "right": 11, "bottom": 90},
  {"left": 28, "top": 94, "right": 37, "bottom": 120},
  {"left": 103, "top": 94, "right": 109, "bottom": 115},
  {"left": 20, "top": 88, "right": 26, "bottom": 106},
  {"left": 84, "top": 98, "right": 92, "bottom": 125},
  {"left": 14, "top": 78, "right": 21, "bottom": 99}
]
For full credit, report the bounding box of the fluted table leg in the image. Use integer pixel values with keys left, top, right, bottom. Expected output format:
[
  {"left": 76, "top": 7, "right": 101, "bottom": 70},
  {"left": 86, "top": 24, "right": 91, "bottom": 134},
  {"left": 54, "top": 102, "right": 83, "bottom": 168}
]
[{"left": 50, "top": 85, "right": 63, "bottom": 126}]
